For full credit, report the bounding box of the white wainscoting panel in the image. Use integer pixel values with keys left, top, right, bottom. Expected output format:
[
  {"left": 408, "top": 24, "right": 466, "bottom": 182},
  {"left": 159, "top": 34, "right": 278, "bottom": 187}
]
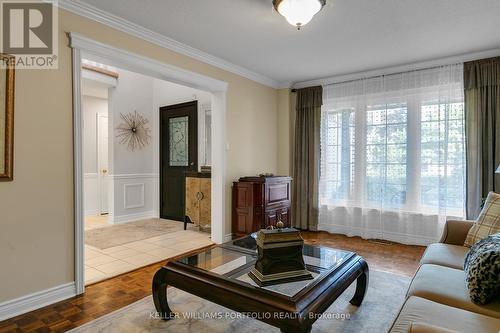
[
  {"left": 109, "top": 174, "right": 159, "bottom": 224},
  {"left": 124, "top": 183, "right": 145, "bottom": 209}
]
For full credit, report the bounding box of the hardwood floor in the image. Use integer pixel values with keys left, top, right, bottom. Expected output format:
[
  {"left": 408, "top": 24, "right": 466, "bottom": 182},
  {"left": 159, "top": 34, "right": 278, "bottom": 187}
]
[
  {"left": 0, "top": 232, "right": 425, "bottom": 333},
  {"left": 302, "top": 231, "right": 426, "bottom": 277}
]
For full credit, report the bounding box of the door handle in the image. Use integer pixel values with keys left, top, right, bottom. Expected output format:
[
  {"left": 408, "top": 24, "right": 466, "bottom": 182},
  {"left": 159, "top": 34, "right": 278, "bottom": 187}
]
[
  {"left": 190, "top": 162, "right": 195, "bottom": 166},
  {"left": 102, "top": 169, "right": 108, "bottom": 175}
]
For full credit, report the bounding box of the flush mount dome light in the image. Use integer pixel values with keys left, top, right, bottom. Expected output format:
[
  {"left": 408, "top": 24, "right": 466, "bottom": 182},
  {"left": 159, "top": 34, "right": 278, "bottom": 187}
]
[{"left": 273, "top": 0, "right": 326, "bottom": 30}]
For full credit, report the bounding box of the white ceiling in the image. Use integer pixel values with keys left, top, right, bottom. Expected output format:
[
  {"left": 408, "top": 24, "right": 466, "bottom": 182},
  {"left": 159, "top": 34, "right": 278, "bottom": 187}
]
[{"left": 74, "top": 0, "right": 500, "bottom": 86}]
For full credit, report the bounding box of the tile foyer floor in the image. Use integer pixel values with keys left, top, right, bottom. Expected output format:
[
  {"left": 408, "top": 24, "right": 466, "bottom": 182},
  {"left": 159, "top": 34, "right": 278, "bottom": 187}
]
[{"left": 84, "top": 216, "right": 213, "bottom": 284}]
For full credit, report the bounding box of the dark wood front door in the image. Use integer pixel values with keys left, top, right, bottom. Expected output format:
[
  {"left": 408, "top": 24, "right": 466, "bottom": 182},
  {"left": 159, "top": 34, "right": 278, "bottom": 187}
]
[{"left": 160, "top": 101, "right": 198, "bottom": 221}]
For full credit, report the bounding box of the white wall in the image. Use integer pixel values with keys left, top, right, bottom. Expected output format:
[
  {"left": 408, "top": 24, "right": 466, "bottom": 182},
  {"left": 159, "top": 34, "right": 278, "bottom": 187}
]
[
  {"left": 152, "top": 76, "right": 211, "bottom": 173},
  {"left": 108, "top": 67, "right": 211, "bottom": 223},
  {"left": 82, "top": 96, "right": 108, "bottom": 216},
  {"left": 107, "top": 69, "right": 155, "bottom": 222}
]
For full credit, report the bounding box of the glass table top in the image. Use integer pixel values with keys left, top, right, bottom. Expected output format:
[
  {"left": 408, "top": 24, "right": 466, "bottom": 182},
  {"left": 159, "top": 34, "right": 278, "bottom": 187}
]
[{"left": 176, "top": 235, "right": 354, "bottom": 298}]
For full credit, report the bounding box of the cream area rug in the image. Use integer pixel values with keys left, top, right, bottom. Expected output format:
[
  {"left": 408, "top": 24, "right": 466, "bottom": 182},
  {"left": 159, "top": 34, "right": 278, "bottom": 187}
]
[
  {"left": 69, "top": 270, "right": 410, "bottom": 333},
  {"left": 85, "top": 218, "right": 184, "bottom": 249}
]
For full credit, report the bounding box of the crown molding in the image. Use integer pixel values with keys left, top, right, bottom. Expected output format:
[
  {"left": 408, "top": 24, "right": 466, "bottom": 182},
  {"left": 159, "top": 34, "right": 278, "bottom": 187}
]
[
  {"left": 293, "top": 46, "right": 500, "bottom": 89},
  {"left": 58, "top": 0, "right": 283, "bottom": 89}
]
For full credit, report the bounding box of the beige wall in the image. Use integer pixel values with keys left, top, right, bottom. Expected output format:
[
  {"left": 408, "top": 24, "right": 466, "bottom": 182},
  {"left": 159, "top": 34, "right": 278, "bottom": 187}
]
[{"left": 0, "top": 9, "right": 279, "bottom": 303}]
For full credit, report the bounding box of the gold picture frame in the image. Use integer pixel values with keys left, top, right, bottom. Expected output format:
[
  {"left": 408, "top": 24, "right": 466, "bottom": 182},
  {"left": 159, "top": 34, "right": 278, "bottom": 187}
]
[{"left": 0, "top": 54, "right": 15, "bottom": 181}]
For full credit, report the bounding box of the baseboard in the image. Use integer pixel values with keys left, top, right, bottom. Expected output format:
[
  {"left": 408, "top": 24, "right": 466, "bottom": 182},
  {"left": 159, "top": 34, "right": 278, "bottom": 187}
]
[
  {"left": 224, "top": 233, "right": 233, "bottom": 243},
  {"left": 0, "top": 282, "right": 76, "bottom": 321},
  {"left": 111, "top": 210, "right": 156, "bottom": 224}
]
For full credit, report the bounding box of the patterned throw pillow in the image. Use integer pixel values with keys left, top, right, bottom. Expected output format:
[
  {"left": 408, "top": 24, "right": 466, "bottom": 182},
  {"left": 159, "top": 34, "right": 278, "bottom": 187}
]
[
  {"left": 463, "top": 233, "right": 500, "bottom": 305},
  {"left": 464, "top": 192, "right": 500, "bottom": 247}
]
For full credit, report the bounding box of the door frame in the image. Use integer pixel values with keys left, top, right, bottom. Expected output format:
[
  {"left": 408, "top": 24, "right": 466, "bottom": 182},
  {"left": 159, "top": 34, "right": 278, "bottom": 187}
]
[
  {"left": 70, "top": 33, "right": 228, "bottom": 295},
  {"left": 96, "top": 113, "right": 109, "bottom": 215},
  {"left": 159, "top": 101, "right": 198, "bottom": 221}
]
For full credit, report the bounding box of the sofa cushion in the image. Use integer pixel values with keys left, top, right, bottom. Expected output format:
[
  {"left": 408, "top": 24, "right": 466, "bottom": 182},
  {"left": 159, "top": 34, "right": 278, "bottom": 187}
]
[
  {"left": 390, "top": 296, "right": 500, "bottom": 333},
  {"left": 420, "top": 243, "right": 469, "bottom": 270},
  {"left": 407, "top": 264, "right": 500, "bottom": 319},
  {"left": 464, "top": 191, "right": 500, "bottom": 247},
  {"left": 464, "top": 233, "right": 500, "bottom": 304}
]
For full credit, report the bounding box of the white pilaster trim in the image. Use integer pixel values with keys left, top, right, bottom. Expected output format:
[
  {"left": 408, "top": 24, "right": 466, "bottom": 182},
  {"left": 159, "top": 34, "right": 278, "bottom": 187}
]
[
  {"left": 72, "top": 46, "right": 85, "bottom": 296},
  {"left": 0, "top": 283, "right": 76, "bottom": 321},
  {"left": 59, "top": 0, "right": 281, "bottom": 89}
]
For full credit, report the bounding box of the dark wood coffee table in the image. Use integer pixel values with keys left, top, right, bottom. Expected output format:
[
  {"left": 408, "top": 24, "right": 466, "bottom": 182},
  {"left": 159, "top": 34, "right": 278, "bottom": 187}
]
[{"left": 152, "top": 235, "right": 368, "bottom": 333}]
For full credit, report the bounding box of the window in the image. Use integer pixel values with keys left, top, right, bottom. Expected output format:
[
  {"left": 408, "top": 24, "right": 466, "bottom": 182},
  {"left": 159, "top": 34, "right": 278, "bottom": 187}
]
[
  {"left": 366, "top": 103, "right": 408, "bottom": 207},
  {"left": 320, "top": 109, "right": 354, "bottom": 203},
  {"left": 420, "top": 102, "right": 465, "bottom": 215},
  {"left": 319, "top": 64, "right": 465, "bottom": 245}
]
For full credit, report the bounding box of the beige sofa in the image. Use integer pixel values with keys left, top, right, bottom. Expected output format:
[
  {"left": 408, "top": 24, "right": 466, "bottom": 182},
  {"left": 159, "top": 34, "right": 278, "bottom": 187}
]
[{"left": 390, "top": 220, "right": 500, "bottom": 333}]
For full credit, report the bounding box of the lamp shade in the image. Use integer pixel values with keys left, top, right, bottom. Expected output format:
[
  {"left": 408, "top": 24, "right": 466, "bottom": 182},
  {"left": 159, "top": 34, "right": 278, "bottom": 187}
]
[
  {"left": 273, "top": 0, "right": 326, "bottom": 29},
  {"left": 496, "top": 164, "right": 500, "bottom": 173}
]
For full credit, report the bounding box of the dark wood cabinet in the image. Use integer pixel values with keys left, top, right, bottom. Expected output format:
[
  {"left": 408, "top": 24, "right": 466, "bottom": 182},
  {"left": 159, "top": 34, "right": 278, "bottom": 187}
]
[{"left": 232, "top": 176, "right": 292, "bottom": 236}]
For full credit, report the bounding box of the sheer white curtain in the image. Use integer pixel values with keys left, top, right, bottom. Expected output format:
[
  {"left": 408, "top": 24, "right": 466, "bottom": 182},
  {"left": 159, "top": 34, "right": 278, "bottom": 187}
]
[{"left": 319, "top": 64, "right": 465, "bottom": 245}]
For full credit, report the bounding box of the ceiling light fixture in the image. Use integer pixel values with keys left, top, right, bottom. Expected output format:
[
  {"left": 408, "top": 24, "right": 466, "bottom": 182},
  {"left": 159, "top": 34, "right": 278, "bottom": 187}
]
[{"left": 273, "top": 0, "right": 326, "bottom": 30}]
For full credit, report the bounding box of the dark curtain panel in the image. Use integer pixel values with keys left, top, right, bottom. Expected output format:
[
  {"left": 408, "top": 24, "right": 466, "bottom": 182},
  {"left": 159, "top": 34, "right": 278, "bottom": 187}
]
[
  {"left": 464, "top": 57, "right": 500, "bottom": 219},
  {"left": 292, "top": 86, "right": 323, "bottom": 230}
]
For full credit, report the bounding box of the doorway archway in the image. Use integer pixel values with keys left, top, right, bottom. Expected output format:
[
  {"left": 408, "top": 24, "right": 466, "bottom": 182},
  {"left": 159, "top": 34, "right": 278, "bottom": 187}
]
[{"left": 70, "top": 33, "right": 228, "bottom": 295}]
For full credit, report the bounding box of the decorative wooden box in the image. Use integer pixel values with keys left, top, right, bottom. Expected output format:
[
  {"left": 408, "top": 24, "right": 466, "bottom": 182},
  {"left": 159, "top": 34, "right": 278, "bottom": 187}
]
[{"left": 248, "top": 227, "right": 312, "bottom": 286}]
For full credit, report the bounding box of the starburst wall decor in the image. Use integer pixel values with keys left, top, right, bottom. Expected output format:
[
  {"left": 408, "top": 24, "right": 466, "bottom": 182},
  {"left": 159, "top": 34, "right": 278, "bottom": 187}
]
[{"left": 116, "top": 111, "right": 152, "bottom": 151}]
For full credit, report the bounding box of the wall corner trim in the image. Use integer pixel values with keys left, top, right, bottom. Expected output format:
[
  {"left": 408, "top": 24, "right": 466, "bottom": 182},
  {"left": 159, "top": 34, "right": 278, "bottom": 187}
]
[
  {"left": 0, "top": 282, "right": 76, "bottom": 321},
  {"left": 59, "top": 0, "right": 281, "bottom": 89}
]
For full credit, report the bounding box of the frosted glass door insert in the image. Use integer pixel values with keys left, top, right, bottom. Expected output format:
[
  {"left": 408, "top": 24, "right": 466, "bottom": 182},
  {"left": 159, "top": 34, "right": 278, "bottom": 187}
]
[{"left": 169, "top": 116, "right": 189, "bottom": 166}]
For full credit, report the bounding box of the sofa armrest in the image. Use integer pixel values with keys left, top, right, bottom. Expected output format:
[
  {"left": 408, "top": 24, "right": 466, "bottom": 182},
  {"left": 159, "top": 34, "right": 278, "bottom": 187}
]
[
  {"left": 409, "top": 322, "right": 459, "bottom": 333},
  {"left": 439, "top": 219, "right": 475, "bottom": 245}
]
